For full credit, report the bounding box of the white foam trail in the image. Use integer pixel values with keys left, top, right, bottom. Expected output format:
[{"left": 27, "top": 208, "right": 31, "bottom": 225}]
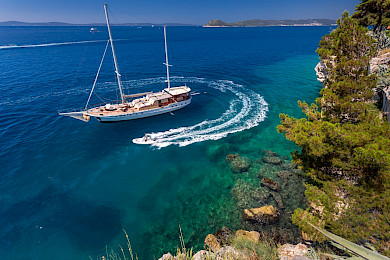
[
  {"left": 132, "top": 77, "right": 269, "bottom": 148},
  {"left": 1, "top": 76, "right": 268, "bottom": 148},
  {"left": 0, "top": 40, "right": 108, "bottom": 50}
]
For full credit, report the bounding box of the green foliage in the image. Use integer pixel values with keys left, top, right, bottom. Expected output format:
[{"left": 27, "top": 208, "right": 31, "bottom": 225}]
[
  {"left": 231, "top": 236, "right": 278, "bottom": 260},
  {"left": 278, "top": 9, "right": 390, "bottom": 257},
  {"left": 352, "top": 0, "right": 390, "bottom": 48},
  {"left": 317, "top": 12, "right": 377, "bottom": 123},
  {"left": 353, "top": 0, "right": 390, "bottom": 30},
  {"left": 316, "top": 12, "right": 377, "bottom": 123},
  {"left": 318, "top": 11, "right": 377, "bottom": 63}
]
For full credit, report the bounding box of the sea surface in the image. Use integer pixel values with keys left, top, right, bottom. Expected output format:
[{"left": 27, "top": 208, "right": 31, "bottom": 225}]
[{"left": 0, "top": 25, "right": 330, "bottom": 259}]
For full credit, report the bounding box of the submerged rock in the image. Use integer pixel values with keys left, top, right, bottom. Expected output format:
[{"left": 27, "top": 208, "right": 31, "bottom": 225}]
[
  {"left": 235, "top": 229, "right": 260, "bottom": 243},
  {"left": 231, "top": 179, "right": 260, "bottom": 209},
  {"left": 277, "top": 170, "right": 293, "bottom": 180},
  {"left": 278, "top": 243, "right": 309, "bottom": 260},
  {"left": 205, "top": 233, "right": 221, "bottom": 252},
  {"left": 281, "top": 162, "right": 297, "bottom": 171},
  {"left": 261, "top": 177, "right": 281, "bottom": 191},
  {"left": 250, "top": 187, "right": 270, "bottom": 203},
  {"left": 242, "top": 205, "right": 280, "bottom": 224},
  {"left": 226, "top": 154, "right": 239, "bottom": 162},
  {"left": 226, "top": 154, "right": 252, "bottom": 173},
  {"left": 271, "top": 191, "right": 285, "bottom": 209},
  {"left": 262, "top": 155, "right": 282, "bottom": 165},
  {"left": 264, "top": 150, "right": 279, "bottom": 157},
  {"left": 257, "top": 163, "right": 281, "bottom": 178}
]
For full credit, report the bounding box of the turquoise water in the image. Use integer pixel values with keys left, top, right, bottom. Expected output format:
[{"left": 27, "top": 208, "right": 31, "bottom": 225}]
[{"left": 0, "top": 26, "right": 329, "bottom": 259}]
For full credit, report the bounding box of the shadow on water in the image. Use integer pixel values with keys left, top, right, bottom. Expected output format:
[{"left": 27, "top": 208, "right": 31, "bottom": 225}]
[{"left": 0, "top": 185, "right": 122, "bottom": 253}]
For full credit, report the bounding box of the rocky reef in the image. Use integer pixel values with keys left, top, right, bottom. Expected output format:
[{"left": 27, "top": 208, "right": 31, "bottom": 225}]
[
  {"left": 153, "top": 149, "right": 308, "bottom": 259},
  {"left": 226, "top": 154, "right": 252, "bottom": 173},
  {"left": 230, "top": 150, "right": 307, "bottom": 244}
]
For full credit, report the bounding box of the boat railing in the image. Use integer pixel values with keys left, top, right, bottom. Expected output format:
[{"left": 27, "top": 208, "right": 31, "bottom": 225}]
[{"left": 58, "top": 99, "right": 124, "bottom": 114}]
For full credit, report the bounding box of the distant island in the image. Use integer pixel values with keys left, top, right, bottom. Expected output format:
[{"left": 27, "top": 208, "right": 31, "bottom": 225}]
[
  {"left": 203, "top": 19, "right": 336, "bottom": 27},
  {"left": 0, "top": 21, "right": 197, "bottom": 27}
]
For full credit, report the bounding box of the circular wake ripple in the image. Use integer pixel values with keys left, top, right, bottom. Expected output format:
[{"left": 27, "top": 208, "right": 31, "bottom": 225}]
[
  {"left": 133, "top": 77, "right": 269, "bottom": 148},
  {"left": 1, "top": 76, "right": 268, "bottom": 148}
]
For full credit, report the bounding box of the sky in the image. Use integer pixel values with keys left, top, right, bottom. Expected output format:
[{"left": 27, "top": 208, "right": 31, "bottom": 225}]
[{"left": 1, "top": 0, "right": 361, "bottom": 25}]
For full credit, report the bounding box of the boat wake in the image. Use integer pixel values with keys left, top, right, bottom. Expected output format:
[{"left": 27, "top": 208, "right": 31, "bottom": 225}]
[
  {"left": 0, "top": 40, "right": 108, "bottom": 50},
  {"left": 132, "top": 77, "right": 268, "bottom": 148}
]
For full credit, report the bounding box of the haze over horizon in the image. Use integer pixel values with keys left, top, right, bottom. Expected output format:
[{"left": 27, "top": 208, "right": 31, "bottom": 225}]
[{"left": 2, "top": 0, "right": 360, "bottom": 25}]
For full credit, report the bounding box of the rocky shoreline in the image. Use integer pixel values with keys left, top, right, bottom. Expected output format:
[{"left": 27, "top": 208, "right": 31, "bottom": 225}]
[{"left": 158, "top": 150, "right": 309, "bottom": 259}]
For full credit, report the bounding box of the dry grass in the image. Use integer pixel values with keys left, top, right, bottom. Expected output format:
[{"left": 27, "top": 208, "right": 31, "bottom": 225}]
[{"left": 378, "top": 47, "right": 390, "bottom": 56}]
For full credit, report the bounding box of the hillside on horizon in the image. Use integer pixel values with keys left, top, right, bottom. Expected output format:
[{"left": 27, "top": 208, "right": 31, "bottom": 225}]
[{"left": 204, "top": 18, "right": 336, "bottom": 27}]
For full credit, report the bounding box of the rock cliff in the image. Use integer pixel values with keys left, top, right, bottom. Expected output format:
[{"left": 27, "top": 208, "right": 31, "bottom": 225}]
[
  {"left": 315, "top": 52, "right": 390, "bottom": 122},
  {"left": 370, "top": 51, "right": 390, "bottom": 122}
]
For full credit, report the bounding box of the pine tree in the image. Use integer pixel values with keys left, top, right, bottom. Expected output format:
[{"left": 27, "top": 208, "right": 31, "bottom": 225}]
[
  {"left": 277, "top": 12, "right": 390, "bottom": 255},
  {"left": 353, "top": 0, "right": 390, "bottom": 32},
  {"left": 352, "top": 0, "right": 390, "bottom": 48}
]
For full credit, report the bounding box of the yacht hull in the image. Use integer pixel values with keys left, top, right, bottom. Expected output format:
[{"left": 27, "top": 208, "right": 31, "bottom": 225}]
[{"left": 89, "top": 98, "right": 191, "bottom": 122}]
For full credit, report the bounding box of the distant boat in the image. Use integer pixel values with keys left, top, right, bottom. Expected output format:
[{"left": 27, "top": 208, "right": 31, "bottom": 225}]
[
  {"left": 59, "top": 4, "right": 191, "bottom": 123},
  {"left": 90, "top": 27, "right": 98, "bottom": 33}
]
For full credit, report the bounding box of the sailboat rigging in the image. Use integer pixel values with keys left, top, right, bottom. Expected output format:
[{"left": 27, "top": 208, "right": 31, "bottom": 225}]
[{"left": 59, "top": 4, "right": 191, "bottom": 122}]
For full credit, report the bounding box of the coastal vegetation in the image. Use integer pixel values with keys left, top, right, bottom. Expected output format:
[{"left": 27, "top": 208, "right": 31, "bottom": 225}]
[
  {"left": 278, "top": 7, "right": 390, "bottom": 257},
  {"left": 353, "top": 0, "right": 390, "bottom": 49}
]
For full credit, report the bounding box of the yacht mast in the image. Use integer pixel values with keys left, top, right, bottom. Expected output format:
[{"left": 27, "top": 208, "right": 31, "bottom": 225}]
[
  {"left": 103, "top": 4, "right": 125, "bottom": 104},
  {"left": 163, "top": 26, "right": 172, "bottom": 91}
]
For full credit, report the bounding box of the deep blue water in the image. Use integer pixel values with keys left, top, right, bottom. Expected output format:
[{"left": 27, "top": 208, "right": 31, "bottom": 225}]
[{"left": 0, "top": 25, "right": 330, "bottom": 259}]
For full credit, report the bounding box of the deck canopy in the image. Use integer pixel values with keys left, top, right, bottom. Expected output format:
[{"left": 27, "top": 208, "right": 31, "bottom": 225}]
[{"left": 165, "top": 86, "right": 191, "bottom": 96}]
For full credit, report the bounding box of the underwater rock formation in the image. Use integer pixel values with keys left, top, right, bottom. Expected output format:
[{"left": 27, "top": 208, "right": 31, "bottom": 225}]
[
  {"left": 271, "top": 191, "right": 285, "bottom": 209},
  {"left": 261, "top": 177, "right": 281, "bottom": 191},
  {"left": 226, "top": 154, "right": 252, "bottom": 173},
  {"left": 251, "top": 187, "right": 271, "bottom": 204},
  {"left": 232, "top": 179, "right": 269, "bottom": 209},
  {"left": 242, "top": 205, "right": 280, "bottom": 224},
  {"left": 230, "top": 150, "right": 307, "bottom": 245},
  {"left": 262, "top": 154, "right": 282, "bottom": 165},
  {"left": 277, "top": 170, "right": 293, "bottom": 179}
]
